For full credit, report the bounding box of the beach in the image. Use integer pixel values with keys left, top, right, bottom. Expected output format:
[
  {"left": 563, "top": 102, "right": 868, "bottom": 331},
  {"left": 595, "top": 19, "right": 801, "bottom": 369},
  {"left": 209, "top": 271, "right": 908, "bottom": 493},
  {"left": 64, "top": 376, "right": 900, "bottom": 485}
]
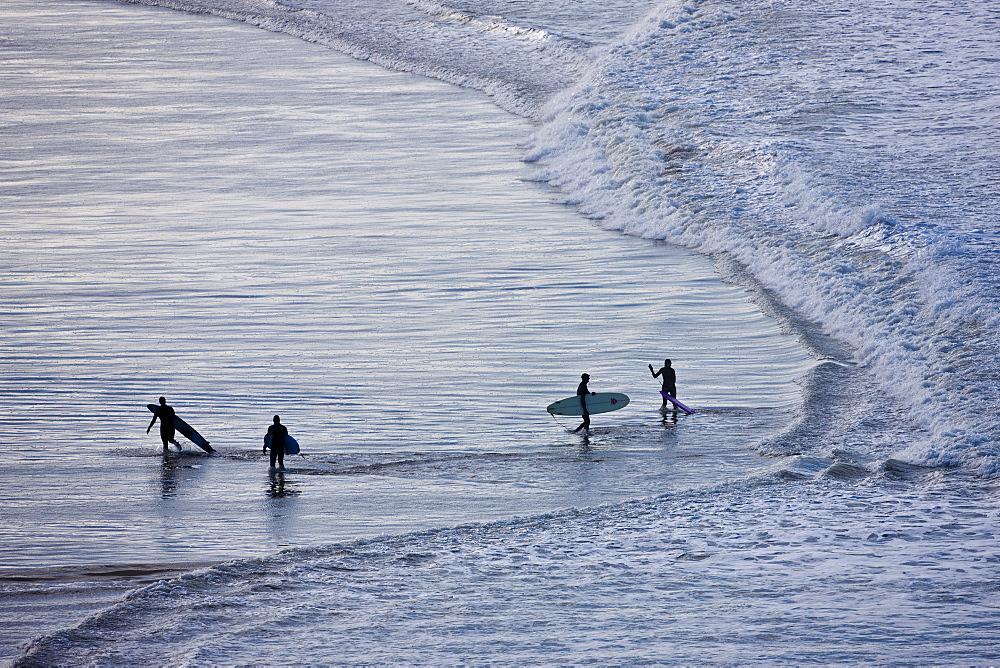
[{"left": 3, "top": 0, "right": 1000, "bottom": 663}]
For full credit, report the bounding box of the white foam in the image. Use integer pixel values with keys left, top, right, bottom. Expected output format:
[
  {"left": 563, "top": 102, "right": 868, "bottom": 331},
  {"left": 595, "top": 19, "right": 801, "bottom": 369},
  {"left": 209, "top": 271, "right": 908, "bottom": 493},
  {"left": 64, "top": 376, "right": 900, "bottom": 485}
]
[
  {"left": 527, "top": 0, "right": 1000, "bottom": 471},
  {"left": 20, "top": 477, "right": 1000, "bottom": 664},
  {"left": 112, "top": 0, "right": 588, "bottom": 116},
  {"left": 6, "top": 1, "right": 1000, "bottom": 663}
]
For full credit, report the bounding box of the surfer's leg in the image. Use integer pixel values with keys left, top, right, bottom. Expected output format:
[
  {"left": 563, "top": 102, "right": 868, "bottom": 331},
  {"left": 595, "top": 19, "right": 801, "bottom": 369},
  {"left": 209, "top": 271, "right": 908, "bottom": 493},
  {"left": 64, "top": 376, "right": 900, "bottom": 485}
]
[
  {"left": 574, "top": 395, "right": 590, "bottom": 432},
  {"left": 161, "top": 425, "right": 178, "bottom": 450}
]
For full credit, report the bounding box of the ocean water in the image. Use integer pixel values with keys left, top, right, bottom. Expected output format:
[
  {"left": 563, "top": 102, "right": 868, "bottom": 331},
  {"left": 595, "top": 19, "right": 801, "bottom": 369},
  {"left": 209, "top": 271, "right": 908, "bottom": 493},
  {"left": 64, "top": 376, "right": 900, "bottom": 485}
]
[{"left": 2, "top": 0, "right": 999, "bottom": 664}]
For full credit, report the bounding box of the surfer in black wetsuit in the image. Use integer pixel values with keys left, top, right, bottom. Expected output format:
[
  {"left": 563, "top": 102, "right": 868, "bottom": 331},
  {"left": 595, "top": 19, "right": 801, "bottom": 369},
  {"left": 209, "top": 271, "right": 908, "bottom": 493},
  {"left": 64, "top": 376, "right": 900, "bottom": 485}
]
[
  {"left": 264, "top": 415, "right": 289, "bottom": 471},
  {"left": 649, "top": 359, "right": 677, "bottom": 409},
  {"left": 573, "top": 373, "right": 596, "bottom": 433},
  {"left": 147, "top": 396, "right": 182, "bottom": 451}
]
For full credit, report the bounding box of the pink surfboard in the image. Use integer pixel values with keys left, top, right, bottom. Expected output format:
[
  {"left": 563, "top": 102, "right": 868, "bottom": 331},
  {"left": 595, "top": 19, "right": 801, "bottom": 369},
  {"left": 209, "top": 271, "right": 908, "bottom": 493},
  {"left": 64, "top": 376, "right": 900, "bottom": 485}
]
[{"left": 660, "top": 391, "right": 694, "bottom": 415}]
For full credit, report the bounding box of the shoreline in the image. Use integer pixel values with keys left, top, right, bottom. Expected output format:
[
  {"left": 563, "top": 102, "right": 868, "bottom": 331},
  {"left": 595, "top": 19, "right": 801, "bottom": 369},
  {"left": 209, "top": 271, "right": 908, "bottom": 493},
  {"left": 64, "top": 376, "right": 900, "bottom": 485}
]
[
  {"left": 1, "top": 563, "right": 214, "bottom": 665},
  {"left": 1, "top": 0, "right": 820, "bottom": 662},
  {"left": 0, "top": 562, "right": 219, "bottom": 585}
]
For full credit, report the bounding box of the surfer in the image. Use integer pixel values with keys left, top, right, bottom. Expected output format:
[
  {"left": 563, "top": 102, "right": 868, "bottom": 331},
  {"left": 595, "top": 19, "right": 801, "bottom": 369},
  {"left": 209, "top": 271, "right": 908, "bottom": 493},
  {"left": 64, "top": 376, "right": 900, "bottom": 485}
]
[
  {"left": 649, "top": 359, "right": 677, "bottom": 409},
  {"left": 147, "top": 396, "right": 182, "bottom": 451},
  {"left": 573, "top": 373, "right": 596, "bottom": 433},
  {"left": 264, "top": 415, "right": 289, "bottom": 471}
]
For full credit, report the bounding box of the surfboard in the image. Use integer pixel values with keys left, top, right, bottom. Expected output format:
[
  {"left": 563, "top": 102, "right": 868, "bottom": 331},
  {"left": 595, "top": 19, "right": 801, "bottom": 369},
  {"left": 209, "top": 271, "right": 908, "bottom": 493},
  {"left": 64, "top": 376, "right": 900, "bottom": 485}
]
[
  {"left": 146, "top": 404, "right": 215, "bottom": 453},
  {"left": 264, "top": 433, "right": 300, "bottom": 455},
  {"left": 546, "top": 392, "right": 630, "bottom": 416},
  {"left": 659, "top": 391, "right": 694, "bottom": 415}
]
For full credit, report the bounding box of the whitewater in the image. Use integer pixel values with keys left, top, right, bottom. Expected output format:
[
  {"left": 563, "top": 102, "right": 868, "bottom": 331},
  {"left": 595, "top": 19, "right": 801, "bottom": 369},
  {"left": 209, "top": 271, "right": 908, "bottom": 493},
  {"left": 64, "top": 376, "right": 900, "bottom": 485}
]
[{"left": 3, "top": 0, "right": 1000, "bottom": 664}]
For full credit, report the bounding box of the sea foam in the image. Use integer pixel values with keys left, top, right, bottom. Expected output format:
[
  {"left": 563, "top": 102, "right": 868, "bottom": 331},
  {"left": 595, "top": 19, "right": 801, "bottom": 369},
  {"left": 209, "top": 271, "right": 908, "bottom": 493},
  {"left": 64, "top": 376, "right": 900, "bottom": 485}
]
[{"left": 527, "top": 0, "right": 1000, "bottom": 471}]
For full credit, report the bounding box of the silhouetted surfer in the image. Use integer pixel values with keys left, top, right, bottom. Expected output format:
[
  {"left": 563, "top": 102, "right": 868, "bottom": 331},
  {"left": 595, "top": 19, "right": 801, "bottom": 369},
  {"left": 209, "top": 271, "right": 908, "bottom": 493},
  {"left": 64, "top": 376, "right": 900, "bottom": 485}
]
[
  {"left": 264, "top": 415, "right": 289, "bottom": 471},
  {"left": 147, "top": 396, "right": 182, "bottom": 451},
  {"left": 573, "top": 373, "right": 596, "bottom": 433},
  {"left": 649, "top": 359, "right": 677, "bottom": 409}
]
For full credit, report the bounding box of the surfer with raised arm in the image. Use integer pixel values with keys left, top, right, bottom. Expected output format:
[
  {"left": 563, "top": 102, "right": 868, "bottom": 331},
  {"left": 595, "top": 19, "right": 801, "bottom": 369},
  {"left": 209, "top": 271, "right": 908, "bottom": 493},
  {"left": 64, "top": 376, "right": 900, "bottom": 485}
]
[
  {"left": 147, "top": 396, "right": 182, "bottom": 451},
  {"left": 264, "top": 415, "right": 289, "bottom": 471},
  {"left": 649, "top": 359, "right": 677, "bottom": 409},
  {"left": 573, "top": 373, "right": 596, "bottom": 433}
]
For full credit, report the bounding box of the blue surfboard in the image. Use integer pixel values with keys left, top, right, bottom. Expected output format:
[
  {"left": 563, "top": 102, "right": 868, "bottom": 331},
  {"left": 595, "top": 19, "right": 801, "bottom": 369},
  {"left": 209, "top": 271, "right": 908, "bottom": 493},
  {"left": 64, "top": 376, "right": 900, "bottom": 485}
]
[
  {"left": 264, "top": 433, "right": 300, "bottom": 455},
  {"left": 146, "top": 404, "right": 215, "bottom": 453}
]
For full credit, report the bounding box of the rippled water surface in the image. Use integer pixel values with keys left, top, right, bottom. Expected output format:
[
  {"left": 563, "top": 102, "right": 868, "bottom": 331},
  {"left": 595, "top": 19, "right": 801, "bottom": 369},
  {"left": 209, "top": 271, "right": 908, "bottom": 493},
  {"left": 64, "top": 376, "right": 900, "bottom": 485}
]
[
  {"left": 0, "top": 0, "right": 809, "bottom": 571},
  {"left": 7, "top": 0, "right": 1000, "bottom": 664}
]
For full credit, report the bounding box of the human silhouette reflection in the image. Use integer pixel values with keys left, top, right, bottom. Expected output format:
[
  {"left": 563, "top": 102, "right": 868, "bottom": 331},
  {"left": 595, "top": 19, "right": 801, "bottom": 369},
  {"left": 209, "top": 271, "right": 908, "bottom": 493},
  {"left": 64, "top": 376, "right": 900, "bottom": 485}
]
[
  {"left": 159, "top": 452, "right": 182, "bottom": 498},
  {"left": 266, "top": 469, "right": 299, "bottom": 498},
  {"left": 661, "top": 408, "right": 678, "bottom": 426}
]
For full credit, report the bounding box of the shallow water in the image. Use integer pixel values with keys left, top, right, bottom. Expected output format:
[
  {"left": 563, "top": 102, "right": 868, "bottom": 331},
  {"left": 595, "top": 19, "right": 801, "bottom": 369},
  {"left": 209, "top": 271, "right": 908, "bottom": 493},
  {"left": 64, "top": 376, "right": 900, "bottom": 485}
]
[
  {"left": 0, "top": 0, "right": 813, "bottom": 575},
  {"left": 5, "top": 0, "right": 1000, "bottom": 664},
  {"left": 19, "top": 475, "right": 1000, "bottom": 665},
  {"left": 0, "top": 2, "right": 817, "bottom": 659}
]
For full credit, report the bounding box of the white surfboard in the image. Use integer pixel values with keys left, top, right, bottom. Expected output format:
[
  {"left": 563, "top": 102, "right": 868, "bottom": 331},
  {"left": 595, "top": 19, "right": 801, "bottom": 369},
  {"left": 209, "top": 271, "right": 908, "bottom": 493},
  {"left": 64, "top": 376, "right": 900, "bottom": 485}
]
[{"left": 546, "top": 392, "right": 630, "bottom": 416}]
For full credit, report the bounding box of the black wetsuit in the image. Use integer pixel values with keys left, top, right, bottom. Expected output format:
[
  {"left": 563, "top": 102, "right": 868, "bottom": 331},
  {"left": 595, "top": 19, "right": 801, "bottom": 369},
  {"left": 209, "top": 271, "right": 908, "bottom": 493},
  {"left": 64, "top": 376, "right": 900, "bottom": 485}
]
[
  {"left": 153, "top": 404, "right": 177, "bottom": 448},
  {"left": 652, "top": 366, "right": 677, "bottom": 406},
  {"left": 574, "top": 378, "right": 592, "bottom": 432},
  {"left": 267, "top": 423, "right": 289, "bottom": 469}
]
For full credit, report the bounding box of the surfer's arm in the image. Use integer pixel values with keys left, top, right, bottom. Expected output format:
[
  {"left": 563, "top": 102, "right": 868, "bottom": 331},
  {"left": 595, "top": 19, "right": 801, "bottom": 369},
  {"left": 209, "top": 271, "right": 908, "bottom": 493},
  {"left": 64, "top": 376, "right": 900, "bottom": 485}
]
[
  {"left": 650, "top": 364, "right": 661, "bottom": 378},
  {"left": 146, "top": 414, "right": 158, "bottom": 433}
]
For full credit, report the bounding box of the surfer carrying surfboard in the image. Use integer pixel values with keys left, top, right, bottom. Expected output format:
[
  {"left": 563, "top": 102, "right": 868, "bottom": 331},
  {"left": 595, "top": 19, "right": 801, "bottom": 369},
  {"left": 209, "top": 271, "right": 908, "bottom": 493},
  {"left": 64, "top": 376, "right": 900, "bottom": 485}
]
[
  {"left": 146, "top": 396, "right": 182, "bottom": 451},
  {"left": 264, "top": 415, "right": 289, "bottom": 471},
  {"left": 573, "top": 373, "right": 596, "bottom": 433},
  {"left": 649, "top": 359, "right": 677, "bottom": 409}
]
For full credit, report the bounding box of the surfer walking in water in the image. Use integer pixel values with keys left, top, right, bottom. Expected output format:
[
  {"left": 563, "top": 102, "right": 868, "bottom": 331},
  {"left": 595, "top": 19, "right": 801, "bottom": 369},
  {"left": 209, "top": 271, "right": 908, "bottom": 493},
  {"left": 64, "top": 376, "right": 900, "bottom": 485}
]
[
  {"left": 147, "top": 396, "right": 182, "bottom": 451},
  {"left": 264, "top": 415, "right": 289, "bottom": 471},
  {"left": 573, "top": 373, "right": 596, "bottom": 433},
  {"left": 649, "top": 359, "right": 677, "bottom": 410}
]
